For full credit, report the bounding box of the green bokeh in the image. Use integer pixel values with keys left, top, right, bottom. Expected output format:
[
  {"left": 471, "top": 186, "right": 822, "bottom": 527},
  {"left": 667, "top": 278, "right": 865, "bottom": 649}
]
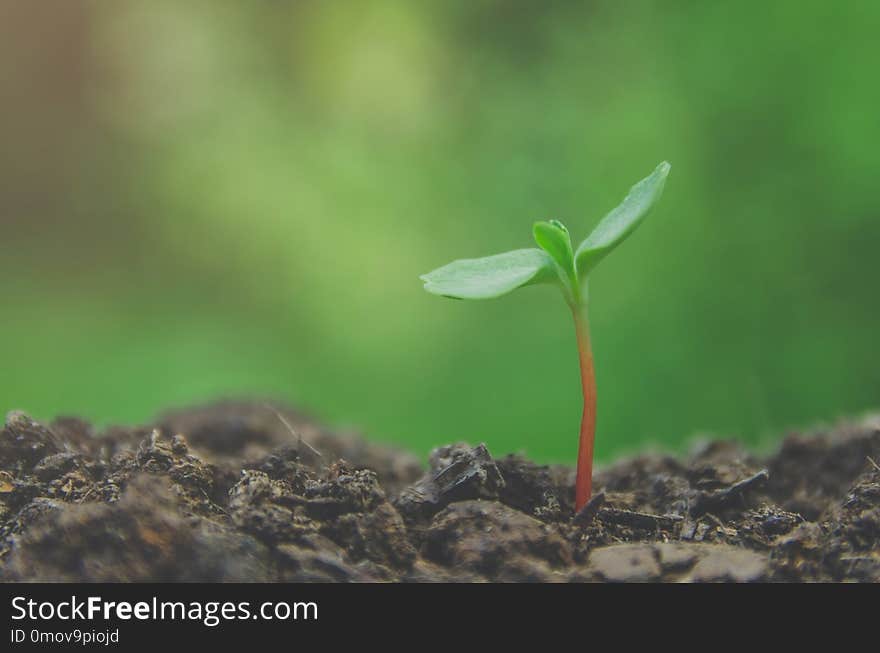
[{"left": 1, "top": 1, "right": 878, "bottom": 463}]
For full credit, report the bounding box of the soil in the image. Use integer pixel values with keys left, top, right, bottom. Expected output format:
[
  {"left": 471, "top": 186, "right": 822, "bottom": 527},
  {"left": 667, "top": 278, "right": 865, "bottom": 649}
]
[{"left": 1, "top": 401, "right": 878, "bottom": 582}]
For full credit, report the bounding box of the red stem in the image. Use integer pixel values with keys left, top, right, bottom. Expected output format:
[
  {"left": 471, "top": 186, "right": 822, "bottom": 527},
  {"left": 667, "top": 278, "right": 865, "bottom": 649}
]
[{"left": 573, "top": 309, "right": 596, "bottom": 512}]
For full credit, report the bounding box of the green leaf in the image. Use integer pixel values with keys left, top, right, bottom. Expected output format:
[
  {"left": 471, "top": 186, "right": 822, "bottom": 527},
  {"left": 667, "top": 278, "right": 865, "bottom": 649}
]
[
  {"left": 575, "top": 161, "right": 670, "bottom": 277},
  {"left": 533, "top": 219, "right": 575, "bottom": 278},
  {"left": 421, "top": 248, "right": 557, "bottom": 300}
]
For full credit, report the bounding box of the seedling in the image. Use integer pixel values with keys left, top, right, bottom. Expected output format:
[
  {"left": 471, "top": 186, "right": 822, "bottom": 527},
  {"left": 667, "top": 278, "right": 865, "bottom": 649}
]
[{"left": 421, "top": 162, "right": 670, "bottom": 511}]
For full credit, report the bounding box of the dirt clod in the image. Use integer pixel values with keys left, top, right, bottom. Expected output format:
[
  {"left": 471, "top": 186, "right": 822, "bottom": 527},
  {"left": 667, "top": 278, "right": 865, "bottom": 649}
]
[{"left": 395, "top": 443, "right": 505, "bottom": 524}]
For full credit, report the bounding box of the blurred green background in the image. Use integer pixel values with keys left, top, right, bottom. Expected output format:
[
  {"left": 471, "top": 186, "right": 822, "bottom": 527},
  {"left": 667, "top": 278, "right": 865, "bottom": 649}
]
[{"left": 1, "top": 1, "right": 878, "bottom": 463}]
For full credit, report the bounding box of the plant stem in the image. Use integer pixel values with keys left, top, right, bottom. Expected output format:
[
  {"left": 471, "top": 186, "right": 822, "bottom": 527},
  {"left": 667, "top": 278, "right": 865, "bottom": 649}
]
[{"left": 573, "top": 306, "right": 596, "bottom": 512}]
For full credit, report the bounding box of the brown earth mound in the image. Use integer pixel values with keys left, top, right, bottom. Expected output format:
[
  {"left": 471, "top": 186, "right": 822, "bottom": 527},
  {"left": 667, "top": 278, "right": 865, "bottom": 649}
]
[{"left": 1, "top": 401, "right": 878, "bottom": 582}]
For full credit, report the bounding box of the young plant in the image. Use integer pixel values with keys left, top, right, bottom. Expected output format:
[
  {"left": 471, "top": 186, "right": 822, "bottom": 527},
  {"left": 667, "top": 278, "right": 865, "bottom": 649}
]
[{"left": 421, "top": 162, "right": 670, "bottom": 512}]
